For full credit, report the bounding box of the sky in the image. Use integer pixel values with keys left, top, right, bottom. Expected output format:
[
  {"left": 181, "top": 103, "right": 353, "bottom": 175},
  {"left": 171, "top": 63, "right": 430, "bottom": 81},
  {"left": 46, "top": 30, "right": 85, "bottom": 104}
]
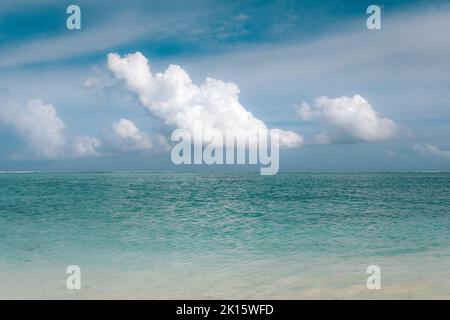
[{"left": 0, "top": 0, "right": 449, "bottom": 171}]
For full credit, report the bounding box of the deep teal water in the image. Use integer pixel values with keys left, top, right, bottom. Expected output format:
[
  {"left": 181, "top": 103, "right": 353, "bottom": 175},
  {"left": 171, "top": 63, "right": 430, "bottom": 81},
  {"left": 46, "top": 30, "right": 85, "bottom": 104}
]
[{"left": 0, "top": 172, "right": 449, "bottom": 298}]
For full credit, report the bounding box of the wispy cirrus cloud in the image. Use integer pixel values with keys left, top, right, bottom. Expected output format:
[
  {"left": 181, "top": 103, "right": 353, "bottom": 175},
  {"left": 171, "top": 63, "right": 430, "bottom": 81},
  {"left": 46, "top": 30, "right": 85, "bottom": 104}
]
[
  {"left": 414, "top": 144, "right": 450, "bottom": 160},
  {"left": 0, "top": 8, "right": 207, "bottom": 69},
  {"left": 186, "top": 7, "right": 450, "bottom": 94}
]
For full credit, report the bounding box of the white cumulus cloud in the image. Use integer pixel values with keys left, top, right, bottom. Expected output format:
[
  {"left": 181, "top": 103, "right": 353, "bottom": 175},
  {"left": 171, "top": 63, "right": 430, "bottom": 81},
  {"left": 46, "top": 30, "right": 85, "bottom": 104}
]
[
  {"left": 112, "top": 118, "right": 153, "bottom": 151},
  {"left": 0, "top": 98, "right": 66, "bottom": 159},
  {"left": 107, "top": 51, "right": 303, "bottom": 148},
  {"left": 297, "top": 95, "right": 397, "bottom": 144},
  {"left": 71, "top": 135, "right": 102, "bottom": 157},
  {"left": 0, "top": 92, "right": 103, "bottom": 159},
  {"left": 111, "top": 118, "right": 170, "bottom": 152}
]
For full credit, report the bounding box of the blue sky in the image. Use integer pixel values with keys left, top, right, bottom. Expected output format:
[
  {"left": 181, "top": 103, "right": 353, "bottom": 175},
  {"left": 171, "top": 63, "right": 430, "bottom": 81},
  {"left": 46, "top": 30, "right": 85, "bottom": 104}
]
[{"left": 0, "top": 0, "right": 449, "bottom": 171}]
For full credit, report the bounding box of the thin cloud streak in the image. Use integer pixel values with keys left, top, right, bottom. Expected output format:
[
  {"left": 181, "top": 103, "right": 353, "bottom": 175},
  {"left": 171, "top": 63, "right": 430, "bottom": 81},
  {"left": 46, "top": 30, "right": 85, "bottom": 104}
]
[{"left": 0, "top": 9, "right": 207, "bottom": 69}]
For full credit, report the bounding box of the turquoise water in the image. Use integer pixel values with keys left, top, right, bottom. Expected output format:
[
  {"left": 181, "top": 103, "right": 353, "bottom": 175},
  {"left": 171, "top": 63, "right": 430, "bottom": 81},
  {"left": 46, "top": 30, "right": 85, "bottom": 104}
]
[{"left": 0, "top": 172, "right": 449, "bottom": 299}]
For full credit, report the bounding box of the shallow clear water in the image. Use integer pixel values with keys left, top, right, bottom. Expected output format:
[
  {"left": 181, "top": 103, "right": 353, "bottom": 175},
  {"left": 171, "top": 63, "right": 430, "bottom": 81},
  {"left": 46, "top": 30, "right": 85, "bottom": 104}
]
[{"left": 0, "top": 172, "right": 449, "bottom": 299}]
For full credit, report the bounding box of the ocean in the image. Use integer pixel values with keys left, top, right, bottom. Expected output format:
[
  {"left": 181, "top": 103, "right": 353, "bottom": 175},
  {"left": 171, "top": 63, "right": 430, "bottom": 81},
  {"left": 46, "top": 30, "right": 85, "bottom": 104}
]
[{"left": 0, "top": 172, "right": 449, "bottom": 299}]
